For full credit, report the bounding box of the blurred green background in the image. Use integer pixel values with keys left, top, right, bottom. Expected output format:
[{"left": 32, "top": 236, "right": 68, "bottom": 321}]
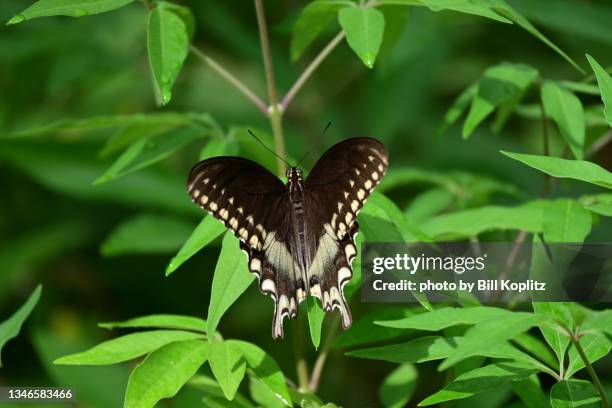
[{"left": 1, "top": 0, "right": 611, "bottom": 407}]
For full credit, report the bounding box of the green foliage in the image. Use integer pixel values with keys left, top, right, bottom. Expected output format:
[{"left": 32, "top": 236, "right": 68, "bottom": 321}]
[
  {"left": 147, "top": 2, "right": 191, "bottom": 105},
  {"left": 338, "top": 7, "right": 385, "bottom": 68},
  {"left": 124, "top": 340, "right": 209, "bottom": 408},
  {"left": 3, "top": 0, "right": 612, "bottom": 406},
  {"left": 502, "top": 152, "right": 612, "bottom": 190},
  {"left": 206, "top": 233, "right": 254, "bottom": 337},
  {"left": 6, "top": 0, "right": 134, "bottom": 24},
  {"left": 541, "top": 81, "right": 585, "bottom": 159},
  {"left": 0, "top": 285, "right": 41, "bottom": 366},
  {"left": 550, "top": 380, "right": 601, "bottom": 408}
]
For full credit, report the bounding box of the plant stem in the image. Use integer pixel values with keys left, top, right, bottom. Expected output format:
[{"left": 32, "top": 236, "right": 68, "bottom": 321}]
[
  {"left": 254, "top": 0, "right": 279, "bottom": 107},
  {"left": 538, "top": 84, "right": 552, "bottom": 197},
  {"left": 254, "top": 0, "right": 287, "bottom": 176},
  {"left": 189, "top": 45, "right": 268, "bottom": 116},
  {"left": 292, "top": 322, "right": 310, "bottom": 392},
  {"left": 570, "top": 332, "right": 611, "bottom": 408},
  {"left": 309, "top": 317, "right": 340, "bottom": 392},
  {"left": 281, "top": 31, "right": 346, "bottom": 111}
]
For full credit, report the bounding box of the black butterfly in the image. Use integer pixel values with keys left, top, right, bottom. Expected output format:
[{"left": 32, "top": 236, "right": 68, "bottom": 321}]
[{"left": 187, "top": 137, "right": 388, "bottom": 338}]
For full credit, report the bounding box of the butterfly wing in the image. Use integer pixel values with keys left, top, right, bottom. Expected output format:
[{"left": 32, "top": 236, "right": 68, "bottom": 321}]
[
  {"left": 304, "top": 137, "right": 388, "bottom": 329},
  {"left": 187, "top": 157, "right": 302, "bottom": 338}
]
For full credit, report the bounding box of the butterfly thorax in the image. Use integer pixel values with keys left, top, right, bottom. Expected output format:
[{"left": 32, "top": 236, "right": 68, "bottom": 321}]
[{"left": 286, "top": 167, "right": 310, "bottom": 289}]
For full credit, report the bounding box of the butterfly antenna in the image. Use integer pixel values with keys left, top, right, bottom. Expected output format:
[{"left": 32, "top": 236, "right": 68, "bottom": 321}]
[
  {"left": 296, "top": 121, "right": 332, "bottom": 167},
  {"left": 247, "top": 129, "right": 292, "bottom": 168}
]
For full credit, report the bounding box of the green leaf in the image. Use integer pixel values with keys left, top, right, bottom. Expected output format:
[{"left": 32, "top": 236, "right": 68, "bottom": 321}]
[
  {"left": 0, "top": 141, "right": 198, "bottom": 216},
  {"left": 307, "top": 297, "right": 325, "bottom": 349},
  {"left": 346, "top": 336, "right": 460, "bottom": 364},
  {"left": 54, "top": 330, "right": 204, "bottom": 365},
  {"left": 124, "top": 340, "right": 209, "bottom": 408},
  {"left": 100, "top": 123, "right": 181, "bottom": 158},
  {"left": 290, "top": 0, "right": 353, "bottom": 61},
  {"left": 229, "top": 340, "right": 292, "bottom": 407},
  {"left": 586, "top": 54, "right": 612, "bottom": 126},
  {"left": 550, "top": 380, "right": 601, "bottom": 408},
  {"left": 249, "top": 377, "right": 286, "bottom": 408},
  {"left": 379, "top": 364, "right": 417, "bottom": 408},
  {"left": 404, "top": 188, "right": 454, "bottom": 222},
  {"left": 511, "top": 375, "right": 550, "bottom": 408},
  {"left": 419, "top": 362, "right": 538, "bottom": 406},
  {"left": 438, "top": 84, "right": 477, "bottom": 136},
  {"left": 513, "top": 333, "right": 559, "bottom": 371},
  {"left": 166, "top": 215, "right": 226, "bottom": 276},
  {"left": 208, "top": 341, "right": 247, "bottom": 400},
  {"left": 582, "top": 310, "right": 612, "bottom": 337},
  {"left": 1, "top": 112, "right": 204, "bottom": 139},
  {"left": 541, "top": 81, "right": 585, "bottom": 159},
  {"left": 558, "top": 81, "right": 601, "bottom": 96},
  {"left": 501, "top": 151, "right": 612, "bottom": 190},
  {"left": 417, "top": 0, "right": 510, "bottom": 22},
  {"left": 147, "top": 2, "right": 190, "bottom": 105},
  {"left": 338, "top": 7, "right": 385, "bottom": 68},
  {"left": 6, "top": 0, "right": 133, "bottom": 25},
  {"left": 566, "top": 331, "right": 612, "bottom": 378},
  {"left": 94, "top": 125, "right": 208, "bottom": 184},
  {"left": 532, "top": 303, "right": 571, "bottom": 372},
  {"left": 376, "top": 306, "right": 511, "bottom": 331},
  {"left": 101, "top": 214, "right": 194, "bottom": 256},
  {"left": 421, "top": 201, "right": 545, "bottom": 239},
  {"left": 99, "top": 314, "right": 207, "bottom": 333},
  {"left": 334, "top": 307, "right": 417, "bottom": 349},
  {"left": 367, "top": 192, "right": 432, "bottom": 242},
  {"left": 580, "top": 194, "right": 612, "bottom": 217},
  {"left": 487, "top": 1, "right": 583, "bottom": 73},
  {"left": 438, "top": 312, "right": 550, "bottom": 371},
  {"left": 463, "top": 63, "right": 539, "bottom": 138},
  {"left": 542, "top": 199, "right": 592, "bottom": 243},
  {"left": 189, "top": 375, "right": 255, "bottom": 407},
  {"left": 0, "top": 285, "right": 42, "bottom": 367},
  {"left": 207, "top": 233, "right": 254, "bottom": 336}
]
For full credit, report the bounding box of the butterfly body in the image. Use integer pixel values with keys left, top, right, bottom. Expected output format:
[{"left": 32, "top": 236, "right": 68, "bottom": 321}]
[{"left": 187, "top": 137, "right": 388, "bottom": 338}]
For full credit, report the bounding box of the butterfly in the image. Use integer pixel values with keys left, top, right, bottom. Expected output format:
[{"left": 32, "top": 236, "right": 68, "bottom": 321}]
[{"left": 187, "top": 137, "right": 388, "bottom": 338}]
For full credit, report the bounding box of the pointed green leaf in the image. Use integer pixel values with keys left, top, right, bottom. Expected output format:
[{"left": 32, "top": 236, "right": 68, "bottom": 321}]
[
  {"left": 421, "top": 201, "right": 545, "bottom": 239},
  {"left": 101, "top": 214, "right": 194, "bottom": 256},
  {"left": 229, "top": 340, "right": 292, "bottom": 406},
  {"left": 566, "top": 331, "right": 612, "bottom": 378},
  {"left": 586, "top": 54, "right": 612, "bottom": 126},
  {"left": 166, "top": 215, "right": 226, "bottom": 276},
  {"left": 189, "top": 375, "right": 255, "bottom": 407},
  {"left": 376, "top": 306, "right": 511, "bottom": 331},
  {"left": 502, "top": 151, "right": 612, "bottom": 190},
  {"left": 582, "top": 310, "right": 612, "bottom": 337},
  {"left": 208, "top": 341, "right": 247, "bottom": 400},
  {"left": 417, "top": 0, "right": 511, "bottom": 22},
  {"left": 379, "top": 364, "right": 417, "bottom": 408},
  {"left": 419, "top": 362, "right": 538, "bottom": 406},
  {"left": 124, "top": 340, "right": 209, "bottom": 408},
  {"left": 307, "top": 297, "right": 325, "bottom": 349},
  {"left": 438, "top": 84, "right": 477, "bottom": 136},
  {"left": 513, "top": 333, "right": 559, "bottom": 371},
  {"left": 346, "top": 336, "right": 460, "bottom": 364},
  {"left": 290, "top": 0, "right": 353, "bottom": 61},
  {"left": 0, "top": 285, "right": 42, "bottom": 367},
  {"left": 532, "top": 303, "right": 571, "bottom": 371},
  {"left": 338, "top": 7, "right": 385, "bottom": 68},
  {"left": 207, "top": 233, "right": 254, "bottom": 336},
  {"left": 6, "top": 0, "right": 133, "bottom": 25},
  {"left": 550, "top": 380, "right": 601, "bottom": 408},
  {"left": 94, "top": 125, "right": 208, "bottom": 184},
  {"left": 147, "top": 2, "right": 190, "bottom": 105},
  {"left": 99, "top": 314, "right": 207, "bottom": 333},
  {"left": 463, "top": 63, "right": 538, "bottom": 138},
  {"left": 54, "top": 330, "right": 204, "bottom": 365},
  {"left": 438, "top": 313, "right": 550, "bottom": 371},
  {"left": 541, "top": 81, "right": 585, "bottom": 159}
]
